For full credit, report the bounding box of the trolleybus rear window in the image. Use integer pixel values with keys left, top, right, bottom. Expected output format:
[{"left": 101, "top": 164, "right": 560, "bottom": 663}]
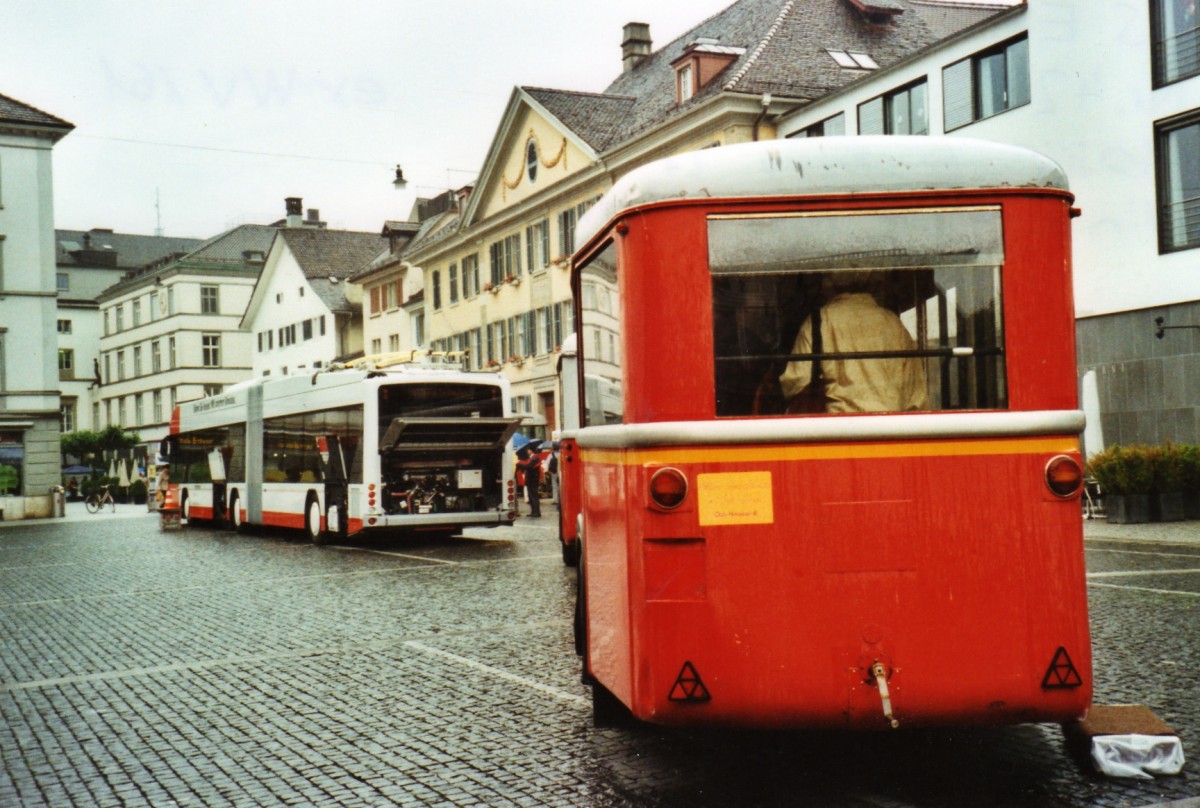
[
  {"left": 378, "top": 383, "right": 504, "bottom": 422},
  {"left": 709, "top": 207, "right": 1007, "bottom": 416}
]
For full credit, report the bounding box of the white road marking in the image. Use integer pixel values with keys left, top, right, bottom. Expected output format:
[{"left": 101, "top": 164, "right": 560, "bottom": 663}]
[
  {"left": 404, "top": 639, "right": 588, "bottom": 707},
  {"left": 1086, "top": 569, "right": 1200, "bottom": 578},
  {"left": 1088, "top": 582, "right": 1200, "bottom": 598}
]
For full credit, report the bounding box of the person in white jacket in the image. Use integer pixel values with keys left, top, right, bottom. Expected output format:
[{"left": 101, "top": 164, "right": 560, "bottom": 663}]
[{"left": 779, "top": 273, "right": 929, "bottom": 413}]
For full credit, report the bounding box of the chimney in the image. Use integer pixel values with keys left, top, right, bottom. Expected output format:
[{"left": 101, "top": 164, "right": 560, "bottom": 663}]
[
  {"left": 622, "top": 22, "right": 652, "bottom": 73},
  {"left": 305, "top": 208, "right": 326, "bottom": 228},
  {"left": 285, "top": 197, "right": 303, "bottom": 228}
]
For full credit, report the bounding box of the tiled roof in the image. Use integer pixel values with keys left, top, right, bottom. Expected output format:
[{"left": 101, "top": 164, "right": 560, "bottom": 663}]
[
  {"left": 279, "top": 228, "right": 386, "bottom": 280},
  {"left": 180, "top": 224, "right": 281, "bottom": 265},
  {"left": 0, "top": 92, "right": 74, "bottom": 132},
  {"left": 525, "top": 88, "right": 637, "bottom": 152},
  {"left": 278, "top": 227, "right": 388, "bottom": 312},
  {"left": 553, "top": 0, "right": 1005, "bottom": 147},
  {"left": 56, "top": 229, "right": 204, "bottom": 270}
]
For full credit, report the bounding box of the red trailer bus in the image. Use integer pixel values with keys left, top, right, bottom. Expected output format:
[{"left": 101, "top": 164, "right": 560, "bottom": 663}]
[{"left": 565, "top": 137, "right": 1091, "bottom": 729}]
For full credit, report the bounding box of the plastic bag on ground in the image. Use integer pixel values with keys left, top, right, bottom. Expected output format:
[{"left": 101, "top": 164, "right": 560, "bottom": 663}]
[{"left": 1091, "top": 734, "right": 1185, "bottom": 779}]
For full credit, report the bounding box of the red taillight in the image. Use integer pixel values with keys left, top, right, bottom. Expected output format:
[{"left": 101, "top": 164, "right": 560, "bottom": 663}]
[
  {"left": 1045, "top": 455, "right": 1083, "bottom": 498},
  {"left": 649, "top": 467, "right": 688, "bottom": 510}
]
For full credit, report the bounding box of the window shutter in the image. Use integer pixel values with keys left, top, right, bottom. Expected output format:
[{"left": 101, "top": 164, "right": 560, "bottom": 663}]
[{"left": 943, "top": 59, "right": 974, "bottom": 131}]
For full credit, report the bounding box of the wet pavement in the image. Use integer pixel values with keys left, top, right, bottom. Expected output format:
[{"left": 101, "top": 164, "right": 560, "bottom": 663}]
[{"left": 0, "top": 502, "right": 1196, "bottom": 806}]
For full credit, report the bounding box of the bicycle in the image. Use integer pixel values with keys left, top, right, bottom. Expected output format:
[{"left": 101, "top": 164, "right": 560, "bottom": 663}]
[{"left": 85, "top": 484, "right": 117, "bottom": 514}]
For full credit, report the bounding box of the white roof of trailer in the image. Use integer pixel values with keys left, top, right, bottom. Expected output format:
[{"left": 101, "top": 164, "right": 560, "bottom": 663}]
[{"left": 575, "top": 137, "right": 1069, "bottom": 250}]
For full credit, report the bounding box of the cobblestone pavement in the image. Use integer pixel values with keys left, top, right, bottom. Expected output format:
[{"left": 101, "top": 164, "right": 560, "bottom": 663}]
[{"left": 0, "top": 502, "right": 1196, "bottom": 807}]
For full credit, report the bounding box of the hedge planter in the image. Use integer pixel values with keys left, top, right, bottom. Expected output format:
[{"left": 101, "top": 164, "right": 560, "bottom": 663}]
[
  {"left": 1153, "top": 491, "right": 1186, "bottom": 523},
  {"left": 1186, "top": 491, "right": 1200, "bottom": 521},
  {"left": 1107, "top": 493, "right": 1151, "bottom": 524}
]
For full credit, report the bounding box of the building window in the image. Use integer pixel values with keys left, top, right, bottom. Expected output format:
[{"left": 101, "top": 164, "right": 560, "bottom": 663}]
[
  {"left": 132, "top": 299, "right": 142, "bottom": 326},
  {"left": 135, "top": 394, "right": 144, "bottom": 426},
  {"left": 133, "top": 345, "right": 143, "bottom": 376},
  {"left": 943, "top": 35, "right": 1030, "bottom": 132},
  {"left": 104, "top": 353, "right": 111, "bottom": 384},
  {"left": 169, "top": 336, "right": 177, "bottom": 369},
  {"left": 103, "top": 310, "right": 110, "bottom": 336},
  {"left": 57, "top": 273, "right": 69, "bottom": 292},
  {"left": 149, "top": 291, "right": 159, "bottom": 321},
  {"left": 388, "top": 334, "right": 400, "bottom": 352},
  {"left": 463, "top": 254, "right": 479, "bottom": 298},
  {"left": 167, "top": 287, "right": 176, "bottom": 315},
  {"left": 826, "top": 50, "right": 878, "bottom": 70},
  {"left": 859, "top": 79, "right": 929, "bottom": 135},
  {"left": 59, "top": 403, "right": 78, "bottom": 443},
  {"left": 0, "top": 432, "right": 24, "bottom": 495},
  {"left": 433, "top": 270, "right": 442, "bottom": 310},
  {"left": 115, "top": 306, "right": 124, "bottom": 332},
  {"left": 412, "top": 311, "right": 425, "bottom": 348},
  {"left": 200, "top": 285, "right": 219, "bottom": 314},
  {"left": 303, "top": 319, "right": 313, "bottom": 340},
  {"left": 526, "top": 218, "right": 549, "bottom": 271},
  {"left": 202, "top": 334, "right": 220, "bottom": 367},
  {"left": 789, "top": 113, "right": 847, "bottom": 138},
  {"left": 678, "top": 63, "right": 695, "bottom": 103},
  {"left": 153, "top": 390, "right": 163, "bottom": 422},
  {"left": 203, "top": 384, "right": 223, "bottom": 397},
  {"left": 449, "top": 262, "right": 459, "bottom": 303},
  {"left": 1153, "top": 0, "right": 1200, "bottom": 86},
  {"left": 526, "top": 138, "right": 539, "bottom": 183},
  {"left": 58, "top": 348, "right": 74, "bottom": 376},
  {"left": 371, "top": 338, "right": 382, "bottom": 354},
  {"left": 57, "top": 319, "right": 72, "bottom": 334},
  {"left": 152, "top": 340, "right": 162, "bottom": 373},
  {"left": 1156, "top": 109, "right": 1200, "bottom": 251},
  {"left": 116, "top": 350, "right": 126, "bottom": 381},
  {"left": 558, "top": 208, "right": 577, "bottom": 258}
]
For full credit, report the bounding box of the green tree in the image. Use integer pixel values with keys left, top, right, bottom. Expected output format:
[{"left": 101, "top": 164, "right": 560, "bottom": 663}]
[{"left": 61, "top": 426, "right": 140, "bottom": 470}]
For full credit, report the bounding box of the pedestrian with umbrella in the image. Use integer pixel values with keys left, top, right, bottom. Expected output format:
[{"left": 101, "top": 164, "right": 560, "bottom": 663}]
[{"left": 516, "top": 442, "right": 543, "bottom": 517}]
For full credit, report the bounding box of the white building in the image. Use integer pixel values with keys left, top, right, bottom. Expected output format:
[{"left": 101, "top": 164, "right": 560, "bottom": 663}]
[
  {"left": 95, "top": 224, "right": 278, "bottom": 443},
  {"left": 55, "top": 229, "right": 202, "bottom": 433},
  {"left": 774, "top": 0, "right": 1200, "bottom": 447},
  {"left": 0, "top": 92, "right": 73, "bottom": 519},
  {"left": 242, "top": 199, "right": 385, "bottom": 377}
]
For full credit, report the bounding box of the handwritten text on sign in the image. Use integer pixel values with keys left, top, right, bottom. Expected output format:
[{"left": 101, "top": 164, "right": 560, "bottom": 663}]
[{"left": 697, "top": 471, "right": 774, "bottom": 526}]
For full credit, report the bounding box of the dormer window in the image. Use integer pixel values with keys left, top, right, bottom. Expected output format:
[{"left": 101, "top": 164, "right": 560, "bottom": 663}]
[
  {"left": 843, "top": 0, "right": 904, "bottom": 26},
  {"left": 672, "top": 38, "right": 746, "bottom": 105},
  {"left": 827, "top": 50, "right": 879, "bottom": 70},
  {"left": 678, "top": 63, "right": 695, "bottom": 103}
]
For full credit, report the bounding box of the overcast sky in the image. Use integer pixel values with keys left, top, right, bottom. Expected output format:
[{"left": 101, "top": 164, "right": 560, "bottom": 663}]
[{"left": 4, "top": 0, "right": 1018, "bottom": 240}]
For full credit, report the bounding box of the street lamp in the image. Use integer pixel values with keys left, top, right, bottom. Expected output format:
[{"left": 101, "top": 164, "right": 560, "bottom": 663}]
[{"left": 1154, "top": 316, "right": 1200, "bottom": 339}]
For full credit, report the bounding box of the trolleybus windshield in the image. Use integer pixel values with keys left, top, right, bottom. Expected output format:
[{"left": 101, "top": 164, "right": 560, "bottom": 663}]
[{"left": 709, "top": 207, "right": 1007, "bottom": 416}]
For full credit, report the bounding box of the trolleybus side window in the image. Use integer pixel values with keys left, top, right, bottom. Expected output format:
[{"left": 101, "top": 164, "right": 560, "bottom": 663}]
[
  {"left": 170, "top": 425, "right": 245, "bottom": 483},
  {"left": 577, "top": 241, "right": 623, "bottom": 426},
  {"left": 263, "top": 405, "right": 363, "bottom": 484},
  {"left": 709, "top": 207, "right": 1007, "bottom": 416}
]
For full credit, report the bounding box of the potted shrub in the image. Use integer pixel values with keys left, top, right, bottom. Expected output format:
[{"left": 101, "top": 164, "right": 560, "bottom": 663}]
[
  {"left": 1087, "top": 444, "right": 1153, "bottom": 524},
  {"left": 1181, "top": 444, "right": 1200, "bottom": 520},
  {"left": 1149, "top": 443, "right": 1187, "bottom": 522}
]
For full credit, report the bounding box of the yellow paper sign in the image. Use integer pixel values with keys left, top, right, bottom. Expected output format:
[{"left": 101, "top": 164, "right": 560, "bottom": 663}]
[{"left": 697, "top": 471, "right": 774, "bottom": 526}]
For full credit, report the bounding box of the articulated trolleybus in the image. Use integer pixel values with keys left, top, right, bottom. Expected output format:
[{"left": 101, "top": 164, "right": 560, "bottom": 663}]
[
  {"left": 566, "top": 137, "right": 1091, "bottom": 729},
  {"left": 165, "top": 354, "right": 522, "bottom": 542}
]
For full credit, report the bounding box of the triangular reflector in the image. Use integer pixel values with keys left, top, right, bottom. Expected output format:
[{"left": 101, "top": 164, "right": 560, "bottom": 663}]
[
  {"left": 668, "top": 661, "right": 711, "bottom": 702},
  {"left": 1041, "top": 646, "right": 1083, "bottom": 689}
]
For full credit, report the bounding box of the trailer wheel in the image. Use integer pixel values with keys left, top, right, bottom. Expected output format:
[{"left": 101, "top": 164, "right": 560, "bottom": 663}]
[
  {"left": 180, "top": 491, "right": 190, "bottom": 526},
  {"left": 305, "top": 494, "right": 326, "bottom": 545}
]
